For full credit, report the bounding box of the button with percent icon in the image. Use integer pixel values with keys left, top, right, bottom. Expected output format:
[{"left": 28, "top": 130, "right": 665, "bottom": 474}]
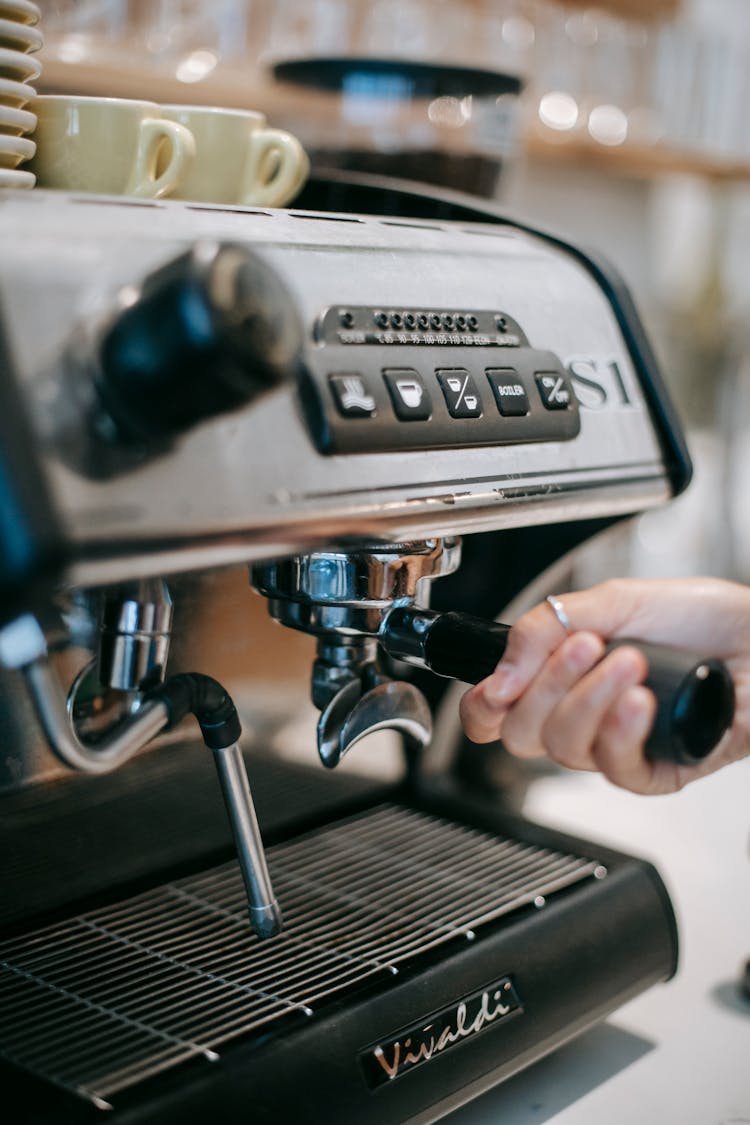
[{"left": 436, "top": 369, "right": 483, "bottom": 418}]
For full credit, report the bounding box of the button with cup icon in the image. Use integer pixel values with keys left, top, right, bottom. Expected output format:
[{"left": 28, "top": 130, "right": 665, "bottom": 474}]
[
  {"left": 383, "top": 369, "right": 431, "bottom": 421},
  {"left": 329, "top": 373, "right": 377, "bottom": 417},
  {"left": 436, "top": 369, "right": 482, "bottom": 418}
]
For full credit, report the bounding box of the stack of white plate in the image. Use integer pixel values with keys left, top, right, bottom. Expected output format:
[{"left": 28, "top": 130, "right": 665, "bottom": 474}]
[{"left": 0, "top": 0, "right": 42, "bottom": 189}]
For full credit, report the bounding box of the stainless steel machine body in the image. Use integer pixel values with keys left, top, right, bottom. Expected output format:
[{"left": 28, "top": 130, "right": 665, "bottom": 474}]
[
  {"left": 0, "top": 185, "right": 685, "bottom": 1124},
  {"left": 0, "top": 190, "right": 678, "bottom": 587}
]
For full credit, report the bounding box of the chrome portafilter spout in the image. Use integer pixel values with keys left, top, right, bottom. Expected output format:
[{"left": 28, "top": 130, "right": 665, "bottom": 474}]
[
  {"left": 312, "top": 635, "right": 433, "bottom": 770},
  {"left": 251, "top": 539, "right": 462, "bottom": 768}
]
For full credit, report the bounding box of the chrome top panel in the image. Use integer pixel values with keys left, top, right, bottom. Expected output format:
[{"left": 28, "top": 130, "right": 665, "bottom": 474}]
[{"left": 0, "top": 191, "right": 670, "bottom": 584}]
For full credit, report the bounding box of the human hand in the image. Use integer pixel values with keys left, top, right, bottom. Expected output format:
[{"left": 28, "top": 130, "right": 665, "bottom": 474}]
[{"left": 459, "top": 577, "right": 750, "bottom": 794}]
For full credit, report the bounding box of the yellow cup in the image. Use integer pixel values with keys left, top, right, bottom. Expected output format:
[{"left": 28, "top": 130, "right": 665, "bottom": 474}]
[
  {"left": 158, "top": 104, "right": 309, "bottom": 207},
  {"left": 28, "top": 95, "right": 195, "bottom": 198}
]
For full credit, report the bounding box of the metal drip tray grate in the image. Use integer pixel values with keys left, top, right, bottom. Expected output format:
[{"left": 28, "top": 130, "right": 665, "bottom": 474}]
[{"left": 0, "top": 804, "right": 603, "bottom": 1109}]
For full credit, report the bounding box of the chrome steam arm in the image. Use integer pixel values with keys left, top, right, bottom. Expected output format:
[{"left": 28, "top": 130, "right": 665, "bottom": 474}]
[{"left": 0, "top": 614, "right": 281, "bottom": 939}]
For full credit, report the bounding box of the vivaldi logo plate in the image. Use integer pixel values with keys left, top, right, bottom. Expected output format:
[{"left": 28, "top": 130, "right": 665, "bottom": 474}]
[{"left": 360, "top": 977, "right": 522, "bottom": 1089}]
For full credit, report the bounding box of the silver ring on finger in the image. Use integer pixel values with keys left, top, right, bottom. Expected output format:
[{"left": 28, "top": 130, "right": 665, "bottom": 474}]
[{"left": 546, "top": 594, "right": 573, "bottom": 634}]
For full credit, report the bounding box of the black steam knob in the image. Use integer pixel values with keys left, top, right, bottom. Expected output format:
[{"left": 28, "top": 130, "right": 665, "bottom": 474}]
[{"left": 95, "top": 242, "right": 302, "bottom": 443}]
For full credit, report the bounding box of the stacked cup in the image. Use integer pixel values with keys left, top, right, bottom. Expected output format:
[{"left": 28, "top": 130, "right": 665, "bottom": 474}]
[{"left": 0, "top": 0, "right": 42, "bottom": 190}]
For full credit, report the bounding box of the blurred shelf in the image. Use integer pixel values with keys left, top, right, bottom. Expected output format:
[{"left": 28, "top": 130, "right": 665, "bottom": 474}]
[
  {"left": 545, "top": 0, "right": 681, "bottom": 20},
  {"left": 39, "top": 50, "right": 750, "bottom": 187},
  {"left": 39, "top": 51, "right": 273, "bottom": 111},
  {"left": 525, "top": 130, "right": 750, "bottom": 184}
]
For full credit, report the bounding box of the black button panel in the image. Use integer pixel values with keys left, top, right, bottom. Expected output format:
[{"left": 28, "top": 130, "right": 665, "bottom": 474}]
[
  {"left": 486, "top": 369, "right": 530, "bottom": 417},
  {"left": 303, "top": 315, "right": 579, "bottom": 454},
  {"left": 437, "top": 369, "right": 483, "bottom": 418},
  {"left": 383, "top": 369, "right": 432, "bottom": 421}
]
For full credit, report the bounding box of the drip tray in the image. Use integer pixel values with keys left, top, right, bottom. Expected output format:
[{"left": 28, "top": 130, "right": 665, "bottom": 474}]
[{"left": 0, "top": 804, "right": 603, "bottom": 1110}]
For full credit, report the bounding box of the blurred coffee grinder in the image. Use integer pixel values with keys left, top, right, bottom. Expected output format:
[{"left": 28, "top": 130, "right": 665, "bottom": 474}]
[{"left": 270, "top": 56, "right": 522, "bottom": 198}]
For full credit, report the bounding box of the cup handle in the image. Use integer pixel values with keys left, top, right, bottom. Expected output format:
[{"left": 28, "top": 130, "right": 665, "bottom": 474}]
[
  {"left": 240, "top": 128, "right": 309, "bottom": 208},
  {"left": 126, "top": 118, "right": 196, "bottom": 200}
]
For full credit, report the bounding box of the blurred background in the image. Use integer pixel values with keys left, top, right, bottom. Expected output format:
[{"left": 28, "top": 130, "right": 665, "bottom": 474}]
[{"left": 29, "top": 0, "right": 750, "bottom": 770}]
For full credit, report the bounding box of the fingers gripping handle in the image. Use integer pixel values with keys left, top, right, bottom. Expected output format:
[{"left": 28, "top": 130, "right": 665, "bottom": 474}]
[
  {"left": 617, "top": 642, "right": 734, "bottom": 765},
  {"left": 381, "top": 609, "right": 735, "bottom": 766}
]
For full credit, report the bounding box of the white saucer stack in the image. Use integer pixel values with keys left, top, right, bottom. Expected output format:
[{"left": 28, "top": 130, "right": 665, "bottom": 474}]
[{"left": 0, "top": 0, "right": 41, "bottom": 189}]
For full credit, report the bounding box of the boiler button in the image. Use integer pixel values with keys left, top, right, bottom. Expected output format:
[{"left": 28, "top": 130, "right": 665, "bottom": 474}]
[
  {"left": 383, "top": 369, "right": 431, "bottom": 421},
  {"left": 437, "top": 369, "right": 482, "bottom": 418},
  {"left": 535, "top": 372, "right": 572, "bottom": 410},
  {"left": 486, "top": 369, "right": 530, "bottom": 417},
  {"left": 329, "top": 373, "right": 377, "bottom": 417}
]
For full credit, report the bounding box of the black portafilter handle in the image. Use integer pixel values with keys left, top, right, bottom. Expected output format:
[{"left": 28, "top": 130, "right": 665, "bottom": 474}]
[{"left": 381, "top": 608, "right": 735, "bottom": 766}]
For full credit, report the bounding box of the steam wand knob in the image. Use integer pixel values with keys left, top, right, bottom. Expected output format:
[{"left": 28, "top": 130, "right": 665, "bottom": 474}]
[{"left": 94, "top": 241, "right": 302, "bottom": 443}]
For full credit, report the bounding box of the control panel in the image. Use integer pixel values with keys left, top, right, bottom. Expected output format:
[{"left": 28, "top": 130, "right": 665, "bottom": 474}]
[
  {"left": 303, "top": 306, "right": 579, "bottom": 454},
  {"left": 0, "top": 193, "right": 683, "bottom": 582}
]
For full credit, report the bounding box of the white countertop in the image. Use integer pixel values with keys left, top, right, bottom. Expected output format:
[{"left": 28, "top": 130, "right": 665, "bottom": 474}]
[{"left": 445, "top": 756, "right": 750, "bottom": 1124}]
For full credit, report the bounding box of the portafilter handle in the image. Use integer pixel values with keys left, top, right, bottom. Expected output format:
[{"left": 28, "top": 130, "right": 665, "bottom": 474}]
[{"left": 381, "top": 608, "right": 735, "bottom": 767}]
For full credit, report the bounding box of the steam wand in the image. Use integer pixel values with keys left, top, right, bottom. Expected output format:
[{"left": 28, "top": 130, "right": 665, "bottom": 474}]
[{"left": 0, "top": 613, "right": 281, "bottom": 939}]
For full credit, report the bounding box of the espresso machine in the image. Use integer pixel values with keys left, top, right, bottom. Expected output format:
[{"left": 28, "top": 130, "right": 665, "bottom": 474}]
[{"left": 0, "top": 180, "right": 734, "bottom": 1123}]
